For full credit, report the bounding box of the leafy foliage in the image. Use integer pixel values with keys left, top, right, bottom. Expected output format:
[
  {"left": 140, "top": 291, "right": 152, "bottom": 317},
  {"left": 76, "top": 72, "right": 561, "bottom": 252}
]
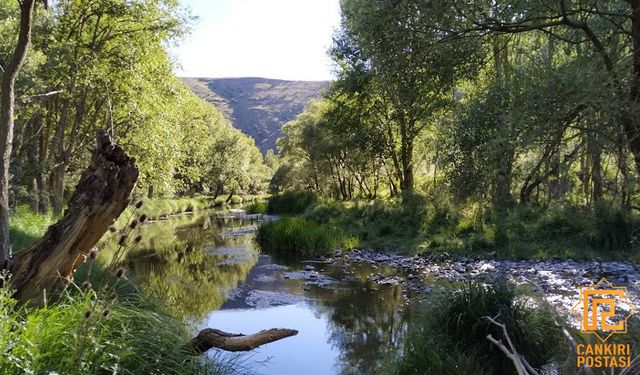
[{"left": 267, "top": 191, "right": 318, "bottom": 215}]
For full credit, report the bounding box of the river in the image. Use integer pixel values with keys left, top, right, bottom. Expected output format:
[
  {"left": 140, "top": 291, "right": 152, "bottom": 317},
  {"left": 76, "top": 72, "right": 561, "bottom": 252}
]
[
  {"left": 121, "top": 209, "right": 411, "bottom": 374},
  {"left": 118, "top": 208, "right": 640, "bottom": 375}
]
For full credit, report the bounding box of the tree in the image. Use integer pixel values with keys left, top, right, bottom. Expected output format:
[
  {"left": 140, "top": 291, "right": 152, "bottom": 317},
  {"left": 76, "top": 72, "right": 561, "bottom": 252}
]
[
  {"left": 334, "top": 0, "right": 484, "bottom": 191},
  {"left": 436, "top": 0, "right": 640, "bottom": 178},
  {"left": 0, "top": 0, "right": 36, "bottom": 262}
]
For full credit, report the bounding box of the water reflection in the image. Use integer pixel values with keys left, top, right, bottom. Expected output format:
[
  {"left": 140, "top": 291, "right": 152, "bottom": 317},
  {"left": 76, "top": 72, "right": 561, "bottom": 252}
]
[
  {"left": 316, "top": 264, "right": 406, "bottom": 375},
  {"left": 119, "top": 210, "right": 410, "bottom": 374},
  {"left": 121, "top": 212, "right": 263, "bottom": 320}
]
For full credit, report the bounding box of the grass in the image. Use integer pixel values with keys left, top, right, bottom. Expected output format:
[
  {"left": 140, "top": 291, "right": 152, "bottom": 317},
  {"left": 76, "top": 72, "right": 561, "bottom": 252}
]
[
  {"left": 9, "top": 205, "right": 56, "bottom": 251},
  {"left": 395, "top": 280, "right": 566, "bottom": 375},
  {"left": 257, "top": 217, "right": 358, "bottom": 257},
  {"left": 245, "top": 201, "right": 267, "bottom": 214},
  {"left": 0, "top": 271, "right": 231, "bottom": 375},
  {"left": 289, "top": 189, "right": 640, "bottom": 260},
  {"left": 120, "top": 194, "right": 268, "bottom": 223}
]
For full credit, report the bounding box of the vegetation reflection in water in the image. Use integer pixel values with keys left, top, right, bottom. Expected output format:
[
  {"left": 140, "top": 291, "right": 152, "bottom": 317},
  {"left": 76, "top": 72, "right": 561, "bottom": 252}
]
[
  {"left": 105, "top": 210, "right": 412, "bottom": 374},
  {"left": 101, "top": 211, "right": 259, "bottom": 320}
]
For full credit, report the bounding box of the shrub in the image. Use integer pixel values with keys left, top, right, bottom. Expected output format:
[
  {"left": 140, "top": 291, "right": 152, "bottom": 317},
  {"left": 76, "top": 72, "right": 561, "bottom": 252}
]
[
  {"left": 267, "top": 191, "right": 317, "bottom": 215},
  {"left": 245, "top": 201, "right": 267, "bottom": 214},
  {"left": 257, "top": 217, "right": 357, "bottom": 257},
  {"left": 533, "top": 204, "right": 586, "bottom": 239},
  {"left": 589, "top": 202, "right": 633, "bottom": 250},
  {"left": 396, "top": 281, "right": 565, "bottom": 375}
]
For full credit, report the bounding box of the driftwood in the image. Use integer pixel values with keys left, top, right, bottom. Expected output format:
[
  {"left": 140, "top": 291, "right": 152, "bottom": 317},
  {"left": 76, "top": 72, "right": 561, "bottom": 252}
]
[
  {"left": 185, "top": 328, "right": 299, "bottom": 354},
  {"left": 9, "top": 130, "right": 139, "bottom": 304}
]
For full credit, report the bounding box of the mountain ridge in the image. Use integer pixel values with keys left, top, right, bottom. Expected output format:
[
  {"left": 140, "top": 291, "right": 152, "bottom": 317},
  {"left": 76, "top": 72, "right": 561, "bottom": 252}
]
[{"left": 181, "top": 77, "right": 329, "bottom": 154}]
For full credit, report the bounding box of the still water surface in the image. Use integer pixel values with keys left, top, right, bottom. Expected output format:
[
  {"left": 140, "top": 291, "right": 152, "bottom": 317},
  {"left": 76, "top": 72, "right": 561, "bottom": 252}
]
[{"left": 121, "top": 210, "right": 411, "bottom": 375}]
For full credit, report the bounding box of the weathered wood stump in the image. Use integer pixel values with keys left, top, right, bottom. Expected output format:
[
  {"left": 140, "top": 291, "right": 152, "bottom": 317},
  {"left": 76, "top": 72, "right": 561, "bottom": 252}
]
[{"left": 9, "top": 130, "right": 139, "bottom": 304}]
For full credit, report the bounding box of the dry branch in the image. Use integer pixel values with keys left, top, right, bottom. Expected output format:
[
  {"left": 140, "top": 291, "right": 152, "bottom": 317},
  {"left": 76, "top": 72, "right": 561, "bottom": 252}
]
[
  {"left": 185, "top": 328, "right": 299, "bottom": 354},
  {"left": 484, "top": 315, "right": 538, "bottom": 375}
]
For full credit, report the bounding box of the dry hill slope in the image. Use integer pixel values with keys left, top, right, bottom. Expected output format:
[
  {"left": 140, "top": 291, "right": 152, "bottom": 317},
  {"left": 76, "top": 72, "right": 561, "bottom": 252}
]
[{"left": 182, "top": 77, "right": 329, "bottom": 153}]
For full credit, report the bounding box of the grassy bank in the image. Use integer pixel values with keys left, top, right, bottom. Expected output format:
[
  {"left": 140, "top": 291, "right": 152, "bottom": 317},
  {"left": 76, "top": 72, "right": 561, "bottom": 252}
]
[
  {"left": 127, "top": 194, "right": 267, "bottom": 221},
  {"left": 395, "top": 281, "right": 567, "bottom": 375},
  {"left": 257, "top": 217, "right": 358, "bottom": 257},
  {"left": 9, "top": 206, "right": 56, "bottom": 251},
  {"left": 265, "top": 190, "right": 640, "bottom": 260},
  {"left": 5, "top": 203, "right": 243, "bottom": 374},
  {"left": 0, "top": 271, "right": 228, "bottom": 374}
]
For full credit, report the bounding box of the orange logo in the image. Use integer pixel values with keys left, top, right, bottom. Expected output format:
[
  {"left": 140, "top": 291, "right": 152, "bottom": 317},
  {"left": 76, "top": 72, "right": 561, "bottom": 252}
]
[{"left": 571, "top": 278, "right": 636, "bottom": 342}]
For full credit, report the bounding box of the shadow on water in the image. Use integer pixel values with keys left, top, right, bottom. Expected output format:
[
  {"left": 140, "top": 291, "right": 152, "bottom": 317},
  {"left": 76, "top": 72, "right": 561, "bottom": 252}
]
[{"left": 110, "top": 209, "right": 412, "bottom": 374}]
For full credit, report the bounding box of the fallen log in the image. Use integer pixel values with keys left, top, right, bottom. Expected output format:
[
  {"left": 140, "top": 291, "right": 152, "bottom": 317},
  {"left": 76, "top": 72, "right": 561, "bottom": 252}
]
[
  {"left": 9, "top": 130, "right": 139, "bottom": 304},
  {"left": 185, "top": 328, "right": 299, "bottom": 354}
]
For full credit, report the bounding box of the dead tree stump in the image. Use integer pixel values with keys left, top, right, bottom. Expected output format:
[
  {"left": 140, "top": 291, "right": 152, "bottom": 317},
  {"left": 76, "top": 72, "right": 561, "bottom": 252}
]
[{"left": 9, "top": 130, "right": 139, "bottom": 304}]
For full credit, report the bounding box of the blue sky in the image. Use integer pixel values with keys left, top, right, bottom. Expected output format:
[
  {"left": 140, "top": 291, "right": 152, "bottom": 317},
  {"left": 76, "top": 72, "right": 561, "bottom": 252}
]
[{"left": 172, "top": 0, "right": 341, "bottom": 81}]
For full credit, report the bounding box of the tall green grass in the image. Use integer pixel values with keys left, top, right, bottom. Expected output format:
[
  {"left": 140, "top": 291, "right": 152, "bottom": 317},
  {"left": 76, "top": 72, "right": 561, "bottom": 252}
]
[
  {"left": 396, "top": 281, "right": 565, "bottom": 375},
  {"left": 0, "top": 272, "right": 229, "bottom": 375},
  {"left": 9, "top": 205, "right": 55, "bottom": 251},
  {"left": 257, "top": 217, "right": 358, "bottom": 257},
  {"left": 296, "top": 188, "right": 640, "bottom": 259},
  {"left": 244, "top": 201, "right": 267, "bottom": 214}
]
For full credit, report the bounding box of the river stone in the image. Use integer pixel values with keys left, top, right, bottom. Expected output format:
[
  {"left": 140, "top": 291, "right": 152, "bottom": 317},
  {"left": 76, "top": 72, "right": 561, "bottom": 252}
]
[{"left": 245, "top": 290, "right": 305, "bottom": 309}]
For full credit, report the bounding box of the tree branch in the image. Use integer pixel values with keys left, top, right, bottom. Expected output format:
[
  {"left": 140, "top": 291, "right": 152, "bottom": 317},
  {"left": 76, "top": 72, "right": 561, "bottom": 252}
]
[
  {"left": 184, "top": 328, "right": 298, "bottom": 354},
  {"left": 484, "top": 315, "right": 538, "bottom": 375}
]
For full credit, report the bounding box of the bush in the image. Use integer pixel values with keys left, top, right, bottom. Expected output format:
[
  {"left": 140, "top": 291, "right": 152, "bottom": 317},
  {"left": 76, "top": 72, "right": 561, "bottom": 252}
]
[
  {"left": 589, "top": 202, "right": 634, "bottom": 250},
  {"left": 245, "top": 201, "right": 267, "bottom": 214},
  {"left": 531, "top": 203, "right": 636, "bottom": 251},
  {"left": 267, "top": 191, "right": 317, "bottom": 215},
  {"left": 397, "top": 281, "right": 565, "bottom": 375},
  {"left": 257, "top": 217, "right": 357, "bottom": 257}
]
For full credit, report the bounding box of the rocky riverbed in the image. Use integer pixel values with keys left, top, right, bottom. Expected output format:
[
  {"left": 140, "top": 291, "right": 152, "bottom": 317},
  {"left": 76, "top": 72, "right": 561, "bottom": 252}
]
[{"left": 300, "top": 249, "right": 640, "bottom": 327}]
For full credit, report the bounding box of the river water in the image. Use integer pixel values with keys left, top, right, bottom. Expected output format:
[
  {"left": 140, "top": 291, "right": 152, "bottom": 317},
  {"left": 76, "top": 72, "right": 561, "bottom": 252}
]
[
  {"left": 122, "top": 209, "right": 410, "bottom": 375},
  {"left": 120, "top": 209, "right": 640, "bottom": 374}
]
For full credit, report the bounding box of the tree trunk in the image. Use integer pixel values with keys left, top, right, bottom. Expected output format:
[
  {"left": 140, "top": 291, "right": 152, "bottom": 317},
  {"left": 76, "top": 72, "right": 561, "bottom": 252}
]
[
  {"left": 185, "top": 328, "right": 298, "bottom": 354},
  {"left": 400, "top": 136, "right": 414, "bottom": 191},
  {"left": 494, "top": 143, "right": 515, "bottom": 207},
  {"left": 50, "top": 164, "right": 67, "bottom": 215},
  {"left": 8, "top": 130, "right": 139, "bottom": 304},
  {"left": 0, "top": 0, "right": 37, "bottom": 262},
  {"left": 626, "top": 0, "right": 640, "bottom": 176},
  {"left": 36, "top": 172, "right": 48, "bottom": 214},
  {"left": 30, "top": 179, "right": 39, "bottom": 212}
]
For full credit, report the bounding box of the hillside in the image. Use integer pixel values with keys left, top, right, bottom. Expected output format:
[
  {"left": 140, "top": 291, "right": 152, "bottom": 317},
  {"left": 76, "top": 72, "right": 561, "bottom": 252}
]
[{"left": 182, "top": 77, "right": 329, "bottom": 153}]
